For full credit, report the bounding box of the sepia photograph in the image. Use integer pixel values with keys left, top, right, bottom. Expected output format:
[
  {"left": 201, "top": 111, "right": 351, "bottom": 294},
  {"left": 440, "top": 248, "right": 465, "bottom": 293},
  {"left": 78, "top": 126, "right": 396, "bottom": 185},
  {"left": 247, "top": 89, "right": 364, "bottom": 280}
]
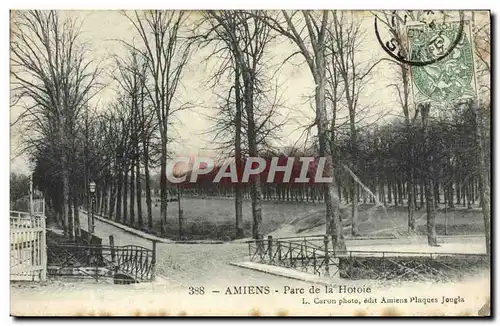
[{"left": 9, "top": 8, "right": 491, "bottom": 317}]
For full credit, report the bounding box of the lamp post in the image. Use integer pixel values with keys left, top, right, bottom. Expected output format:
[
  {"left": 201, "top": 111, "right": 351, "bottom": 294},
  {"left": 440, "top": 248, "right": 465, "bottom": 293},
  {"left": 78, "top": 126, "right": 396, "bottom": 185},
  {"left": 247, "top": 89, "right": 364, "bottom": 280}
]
[
  {"left": 29, "top": 174, "right": 33, "bottom": 216},
  {"left": 89, "top": 181, "right": 96, "bottom": 242}
]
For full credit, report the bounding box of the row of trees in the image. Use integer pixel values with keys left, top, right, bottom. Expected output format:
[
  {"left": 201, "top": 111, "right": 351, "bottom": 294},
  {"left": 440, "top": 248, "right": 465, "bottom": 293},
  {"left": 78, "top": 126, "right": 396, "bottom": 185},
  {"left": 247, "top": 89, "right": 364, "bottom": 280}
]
[
  {"left": 11, "top": 10, "right": 490, "bottom": 253},
  {"left": 10, "top": 173, "right": 30, "bottom": 211},
  {"left": 172, "top": 103, "right": 488, "bottom": 212},
  {"left": 192, "top": 11, "right": 362, "bottom": 248},
  {"left": 11, "top": 11, "right": 100, "bottom": 238},
  {"left": 11, "top": 11, "right": 191, "bottom": 238}
]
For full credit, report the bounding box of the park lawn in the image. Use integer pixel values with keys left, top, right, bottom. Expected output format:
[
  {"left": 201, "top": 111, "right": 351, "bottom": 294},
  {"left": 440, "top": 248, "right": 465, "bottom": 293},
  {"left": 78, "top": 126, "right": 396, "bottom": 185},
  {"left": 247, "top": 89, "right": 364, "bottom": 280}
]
[
  {"left": 149, "top": 196, "right": 325, "bottom": 240},
  {"left": 134, "top": 197, "right": 485, "bottom": 240}
]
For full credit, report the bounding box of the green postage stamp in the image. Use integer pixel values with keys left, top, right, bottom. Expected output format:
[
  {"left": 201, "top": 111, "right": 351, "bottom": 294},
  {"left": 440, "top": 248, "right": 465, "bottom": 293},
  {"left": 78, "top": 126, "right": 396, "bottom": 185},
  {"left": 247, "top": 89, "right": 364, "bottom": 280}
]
[{"left": 408, "top": 20, "right": 477, "bottom": 106}]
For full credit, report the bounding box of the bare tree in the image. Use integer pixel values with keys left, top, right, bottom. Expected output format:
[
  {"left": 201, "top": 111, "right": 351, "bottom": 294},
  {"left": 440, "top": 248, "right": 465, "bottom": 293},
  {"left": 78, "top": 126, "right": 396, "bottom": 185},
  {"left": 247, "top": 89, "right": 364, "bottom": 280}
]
[
  {"left": 193, "top": 18, "right": 245, "bottom": 237},
  {"left": 124, "top": 10, "right": 191, "bottom": 236},
  {"left": 11, "top": 10, "right": 100, "bottom": 236},
  {"left": 472, "top": 13, "right": 491, "bottom": 255},
  {"left": 419, "top": 103, "right": 438, "bottom": 246},
  {"left": 201, "top": 10, "right": 277, "bottom": 240},
  {"left": 371, "top": 11, "right": 423, "bottom": 232},
  {"left": 330, "top": 11, "right": 370, "bottom": 236},
  {"left": 112, "top": 48, "right": 155, "bottom": 229},
  {"left": 258, "top": 10, "right": 346, "bottom": 250}
]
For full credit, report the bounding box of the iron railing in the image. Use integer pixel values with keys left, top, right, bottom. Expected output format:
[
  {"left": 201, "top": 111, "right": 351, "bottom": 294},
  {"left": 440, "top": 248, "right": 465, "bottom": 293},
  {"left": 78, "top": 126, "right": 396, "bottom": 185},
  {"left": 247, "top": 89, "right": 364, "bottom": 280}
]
[
  {"left": 248, "top": 235, "right": 489, "bottom": 281},
  {"left": 248, "top": 236, "right": 337, "bottom": 277},
  {"left": 47, "top": 242, "right": 155, "bottom": 282}
]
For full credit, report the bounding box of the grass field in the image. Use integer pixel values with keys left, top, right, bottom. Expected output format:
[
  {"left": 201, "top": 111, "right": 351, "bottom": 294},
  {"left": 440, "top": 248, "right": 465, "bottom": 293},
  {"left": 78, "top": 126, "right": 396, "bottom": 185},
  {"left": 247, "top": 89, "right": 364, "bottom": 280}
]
[
  {"left": 149, "top": 196, "right": 326, "bottom": 240},
  {"left": 131, "top": 196, "right": 486, "bottom": 240}
]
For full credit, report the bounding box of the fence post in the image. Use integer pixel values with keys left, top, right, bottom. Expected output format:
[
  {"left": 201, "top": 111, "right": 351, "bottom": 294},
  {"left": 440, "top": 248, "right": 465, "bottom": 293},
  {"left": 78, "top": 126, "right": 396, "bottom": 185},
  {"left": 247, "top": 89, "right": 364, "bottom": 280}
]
[
  {"left": 248, "top": 241, "right": 252, "bottom": 261},
  {"left": 277, "top": 241, "right": 282, "bottom": 265},
  {"left": 313, "top": 248, "right": 317, "bottom": 275},
  {"left": 258, "top": 239, "right": 265, "bottom": 261},
  {"left": 289, "top": 242, "right": 293, "bottom": 266},
  {"left": 40, "top": 216, "right": 47, "bottom": 281},
  {"left": 267, "top": 235, "right": 273, "bottom": 263},
  {"left": 109, "top": 235, "right": 116, "bottom": 264},
  {"left": 134, "top": 248, "right": 138, "bottom": 282},
  {"left": 31, "top": 234, "right": 35, "bottom": 281},
  {"left": 324, "top": 235, "right": 330, "bottom": 277},
  {"left": 151, "top": 240, "right": 157, "bottom": 281},
  {"left": 300, "top": 243, "right": 304, "bottom": 269},
  {"left": 87, "top": 208, "right": 92, "bottom": 244},
  {"left": 29, "top": 175, "right": 33, "bottom": 216}
]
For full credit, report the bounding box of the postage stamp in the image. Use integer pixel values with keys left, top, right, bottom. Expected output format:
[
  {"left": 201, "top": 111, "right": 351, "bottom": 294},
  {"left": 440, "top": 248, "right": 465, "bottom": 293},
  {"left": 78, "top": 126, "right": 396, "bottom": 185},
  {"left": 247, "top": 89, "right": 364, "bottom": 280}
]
[
  {"left": 407, "top": 20, "right": 477, "bottom": 106},
  {"left": 9, "top": 9, "right": 491, "bottom": 317}
]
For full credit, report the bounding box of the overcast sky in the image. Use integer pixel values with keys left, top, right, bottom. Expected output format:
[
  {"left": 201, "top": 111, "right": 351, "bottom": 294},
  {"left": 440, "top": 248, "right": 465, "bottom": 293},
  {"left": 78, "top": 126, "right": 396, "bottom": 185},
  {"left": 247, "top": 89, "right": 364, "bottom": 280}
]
[{"left": 10, "top": 10, "right": 488, "bottom": 174}]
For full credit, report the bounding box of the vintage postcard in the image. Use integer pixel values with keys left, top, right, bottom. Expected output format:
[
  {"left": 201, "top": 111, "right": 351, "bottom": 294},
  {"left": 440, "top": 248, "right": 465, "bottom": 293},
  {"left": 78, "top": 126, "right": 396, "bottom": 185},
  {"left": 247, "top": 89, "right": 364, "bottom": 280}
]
[{"left": 9, "top": 9, "right": 491, "bottom": 316}]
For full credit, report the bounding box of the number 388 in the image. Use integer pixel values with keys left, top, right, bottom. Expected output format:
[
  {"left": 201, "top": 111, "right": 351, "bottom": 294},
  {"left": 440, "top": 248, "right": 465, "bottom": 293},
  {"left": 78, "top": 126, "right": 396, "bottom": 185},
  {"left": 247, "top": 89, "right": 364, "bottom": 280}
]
[{"left": 188, "top": 286, "right": 205, "bottom": 295}]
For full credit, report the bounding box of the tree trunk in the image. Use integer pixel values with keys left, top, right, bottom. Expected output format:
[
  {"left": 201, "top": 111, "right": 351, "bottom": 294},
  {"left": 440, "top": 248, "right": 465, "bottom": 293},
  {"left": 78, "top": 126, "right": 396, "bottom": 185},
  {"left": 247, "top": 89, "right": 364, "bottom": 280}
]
[
  {"left": 420, "top": 180, "right": 424, "bottom": 208},
  {"left": 104, "top": 185, "right": 109, "bottom": 216},
  {"left": 315, "top": 49, "right": 345, "bottom": 251},
  {"left": 68, "top": 201, "right": 74, "bottom": 241},
  {"left": 136, "top": 153, "right": 143, "bottom": 229},
  {"left": 123, "top": 169, "right": 129, "bottom": 225},
  {"left": 109, "top": 181, "right": 116, "bottom": 219},
  {"left": 462, "top": 184, "right": 467, "bottom": 207},
  {"left": 337, "top": 180, "right": 342, "bottom": 202},
  {"left": 160, "top": 139, "right": 168, "bottom": 236},
  {"left": 73, "top": 196, "right": 80, "bottom": 237},
  {"left": 61, "top": 165, "right": 70, "bottom": 237},
  {"left": 351, "top": 181, "right": 359, "bottom": 236},
  {"left": 470, "top": 177, "right": 475, "bottom": 204},
  {"left": 393, "top": 182, "right": 397, "bottom": 205},
  {"left": 413, "top": 183, "right": 418, "bottom": 210},
  {"left": 434, "top": 182, "right": 440, "bottom": 208},
  {"left": 234, "top": 65, "right": 244, "bottom": 239},
  {"left": 402, "top": 61, "right": 415, "bottom": 230},
  {"left": 424, "top": 175, "right": 437, "bottom": 246},
  {"left": 60, "top": 120, "right": 70, "bottom": 235},
  {"left": 130, "top": 159, "right": 135, "bottom": 227},
  {"left": 381, "top": 182, "right": 386, "bottom": 206},
  {"left": 397, "top": 179, "right": 403, "bottom": 205},
  {"left": 98, "top": 187, "right": 104, "bottom": 216},
  {"left": 143, "top": 146, "right": 153, "bottom": 230},
  {"left": 115, "top": 170, "right": 123, "bottom": 223},
  {"left": 346, "top": 81, "right": 359, "bottom": 235},
  {"left": 242, "top": 74, "right": 263, "bottom": 240},
  {"left": 407, "top": 179, "right": 415, "bottom": 231},
  {"left": 471, "top": 99, "right": 490, "bottom": 255},
  {"left": 421, "top": 103, "right": 438, "bottom": 246}
]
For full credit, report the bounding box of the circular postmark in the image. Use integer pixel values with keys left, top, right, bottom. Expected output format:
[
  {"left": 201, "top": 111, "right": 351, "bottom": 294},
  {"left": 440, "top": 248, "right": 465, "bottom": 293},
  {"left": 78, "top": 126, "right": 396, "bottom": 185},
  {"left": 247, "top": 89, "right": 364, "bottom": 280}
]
[{"left": 373, "top": 11, "right": 464, "bottom": 67}]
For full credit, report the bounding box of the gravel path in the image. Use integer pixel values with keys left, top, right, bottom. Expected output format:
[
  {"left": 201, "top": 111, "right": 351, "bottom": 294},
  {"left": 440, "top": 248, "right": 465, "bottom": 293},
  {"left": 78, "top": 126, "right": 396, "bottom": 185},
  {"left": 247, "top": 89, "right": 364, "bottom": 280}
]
[
  {"left": 77, "top": 212, "right": 486, "bottom": 287},
  {"left": 77, "top": 212, "right": 312, "bottom": 288},
  {"left": 11, "top": 213, "right": 489, "bottom": 316}
]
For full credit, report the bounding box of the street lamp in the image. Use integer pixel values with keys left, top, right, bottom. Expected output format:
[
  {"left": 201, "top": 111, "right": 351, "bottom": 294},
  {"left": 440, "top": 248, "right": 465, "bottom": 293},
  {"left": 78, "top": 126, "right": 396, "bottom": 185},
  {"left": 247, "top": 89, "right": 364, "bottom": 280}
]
[
  {"left": 89, "top": 181, "right": 96, "bottom": 194},
  {"left": 89, "top": 181, "right": 96, "bottom": 241}
]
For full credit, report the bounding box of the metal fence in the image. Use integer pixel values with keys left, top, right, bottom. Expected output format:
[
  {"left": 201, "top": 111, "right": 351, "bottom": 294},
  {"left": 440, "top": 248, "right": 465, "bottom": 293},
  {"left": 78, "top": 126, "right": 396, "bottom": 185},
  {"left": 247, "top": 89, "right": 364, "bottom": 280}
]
[
  {"left": 248, "top": 235, "right": 490, "bottom": 281},
  {"left": 249, "top": 236, "right": 338, "bottom": 277},
  {"left": 47, "top": 241, "right": 155, "bottom": 283}
]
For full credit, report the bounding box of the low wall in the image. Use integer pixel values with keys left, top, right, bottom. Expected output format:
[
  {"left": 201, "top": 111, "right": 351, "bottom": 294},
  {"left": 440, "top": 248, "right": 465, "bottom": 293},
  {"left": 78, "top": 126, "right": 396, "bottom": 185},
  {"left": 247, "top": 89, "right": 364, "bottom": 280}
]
[{"left": 339, "top": 255, "right": 490, "bottom": 281}]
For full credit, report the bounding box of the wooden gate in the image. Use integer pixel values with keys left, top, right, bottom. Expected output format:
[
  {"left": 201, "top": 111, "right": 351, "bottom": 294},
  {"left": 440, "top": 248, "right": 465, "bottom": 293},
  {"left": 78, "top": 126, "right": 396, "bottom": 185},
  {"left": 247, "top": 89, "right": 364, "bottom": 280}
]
[{"left": 10, "top": 211, "right": 47, "bottom": 281}]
